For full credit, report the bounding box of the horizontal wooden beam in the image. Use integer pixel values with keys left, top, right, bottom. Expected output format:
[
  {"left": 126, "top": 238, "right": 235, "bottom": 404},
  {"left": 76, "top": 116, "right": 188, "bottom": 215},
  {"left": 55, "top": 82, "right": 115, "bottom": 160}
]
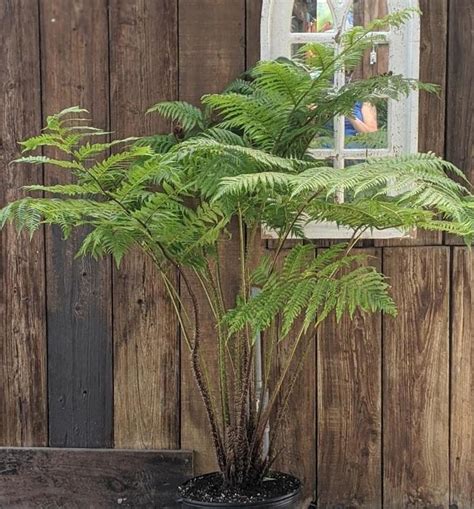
[{"left": 0, "top": 447, "right": 193, "bottom": 508}]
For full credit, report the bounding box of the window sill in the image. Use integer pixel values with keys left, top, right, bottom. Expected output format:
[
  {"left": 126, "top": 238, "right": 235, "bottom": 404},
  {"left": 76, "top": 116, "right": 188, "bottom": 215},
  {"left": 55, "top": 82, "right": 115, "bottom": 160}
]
[{"left": 262, "top": 221, "right": 416, "bottom": 240}]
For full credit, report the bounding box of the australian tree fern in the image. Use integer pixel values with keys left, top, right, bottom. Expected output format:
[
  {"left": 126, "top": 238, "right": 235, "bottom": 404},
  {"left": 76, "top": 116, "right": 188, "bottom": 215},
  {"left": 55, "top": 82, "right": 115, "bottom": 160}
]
[{"left": 1, "top": 10, "right": 473, "bottom": 491}]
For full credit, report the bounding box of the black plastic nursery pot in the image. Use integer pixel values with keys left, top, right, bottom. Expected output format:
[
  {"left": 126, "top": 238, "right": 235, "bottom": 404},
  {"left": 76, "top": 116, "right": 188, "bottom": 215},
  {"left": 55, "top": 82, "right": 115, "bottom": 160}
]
[{"left": 177, "top": 472, "right": 302, "bottom": 509}]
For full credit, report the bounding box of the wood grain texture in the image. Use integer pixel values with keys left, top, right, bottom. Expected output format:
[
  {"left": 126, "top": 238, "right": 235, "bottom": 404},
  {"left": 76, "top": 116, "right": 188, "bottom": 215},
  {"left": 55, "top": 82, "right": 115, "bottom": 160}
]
[
  {"left": 178, "top": 0, "right": 246, "bottom": 105},
  {"left": 353, "top": 0, "right": 389, "bottom": 82},
  {"left": 179, "top": 0, "right": 246, "bottom": 474},
  {"left": 445, "top": 0, "right": 473, "bottom": 245},
  {"left": 383, "top": 247, "right": 450, "bottom": 507},
  {"left": 246, "top": 0, "right": 263, "bottom": 68},
  {"left": 179, "top": 226, "right": 242, "bottom": 473},
  {"left": 0, "top": 0, "right": 47, "bottom": 447},
  {"left": 271, "top": 340, "right": 316, "bottom": 504},
  {"left": 0, "top": 447, "right": 192, "bottom": 508},
  {"left": 376, "top": 0, "right": 447, "bottom": 247},
  {"left": 179, "top": 269, "right": 224, "bottom": 474},
  {"left": 317, "top": 249, "right": 382, "bottom": 508},
  {"left": 40, "top": 0, "right": 113, "bottom": 448},
  {"left": 418, "top": 0, "right": 448, "bottom": 158},
  {"left": 450, "top": 248, "right": 473, "bottom": 508},
  {"left": 109, "top": 0, "right": 180, "bottom": 449},
  {"left": 267, "top": 243, "right": 316, "bottom": 502}
]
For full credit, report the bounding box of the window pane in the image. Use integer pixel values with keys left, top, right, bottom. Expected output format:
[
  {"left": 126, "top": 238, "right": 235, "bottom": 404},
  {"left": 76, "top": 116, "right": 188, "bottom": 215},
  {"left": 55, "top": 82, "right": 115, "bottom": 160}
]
[
  {"left": 344, "top": 41, "right": 389, "bottom": 149},
  {"left": 291, "top": 43, "right": 337, "bottom": 150},
  {"left": 349, "top": 0, "right": 388, "bottom": 30},
  {"left": 309, "top": 119, "right": 336, "bottom": 149},
  {"left": 291, "top": 43, "right": 336, "bottom": 81},
  {"left": 344, "top": 98, "right": 388, "bottom": 149},
  {"left": 292, "top": 0, "right": 335, "bottom": 33},
  {"left": 355, "top": 41, "right": 389, "bottom": 79},
  {"left": 291, "top": 43, "right": 305, "bottom": 58}
]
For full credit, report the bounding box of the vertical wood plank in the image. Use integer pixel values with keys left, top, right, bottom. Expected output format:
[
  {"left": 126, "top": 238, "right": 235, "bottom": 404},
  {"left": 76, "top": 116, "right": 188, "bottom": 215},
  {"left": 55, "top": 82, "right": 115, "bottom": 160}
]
[
  {"left": 40, "top": 0, "right": 113, "bottom": 448},
  {"left": 418, "top": 0, "right": 448, "bottom": 159},
  {"left": 0, "top": 0, "right": 47, "bottom": 447},
  {"left": 272, "top": 332, "right": 316, "bottom": 504},
  {"left": 376, "top": 0, "right": 447, "bottom": 247},
  {"left": 246, "top": 0, "right": 263, "bottom": 68},
  {"left": 445, "top": 0, "right": 473, "bottom": 245},
  {"left": 450, "top": 248, "right": 473, "bottom": 508},
  {"left": 383, "top": 247, "right": 449, "bottom": 507},
  {"left": 264, "top": 243, "right": 316, "bottom": 503},
  {"left": 179, "top": 0, "right": 246, "bottom": 106},
  {"left": 317, "top": 249, "right": 382, "bottom": 508},
  {"left": 179, "top": 0, "right": 246, "bottom": 473},
  {"left": 109, "top": 0, "right": 180, "bottom": 449}
]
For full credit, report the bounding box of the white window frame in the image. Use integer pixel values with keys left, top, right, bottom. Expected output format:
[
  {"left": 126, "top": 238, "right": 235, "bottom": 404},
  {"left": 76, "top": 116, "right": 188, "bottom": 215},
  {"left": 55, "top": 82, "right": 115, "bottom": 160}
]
[{"left": 260, "top": 0, "right": 421, "bottom": 240}]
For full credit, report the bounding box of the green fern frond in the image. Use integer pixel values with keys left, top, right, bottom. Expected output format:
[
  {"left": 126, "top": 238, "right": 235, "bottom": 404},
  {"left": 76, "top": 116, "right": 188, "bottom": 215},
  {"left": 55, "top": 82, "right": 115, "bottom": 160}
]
[
  {"left": 215, "top": 172, "right": 296, "bottom": 200},
  {"left": 280, "top": 278, "right": 315, "bottom": 337},
  {"left": 55, "top": 106, "right": 90, "bottom": 118},
  {"left": 136, "top": 134, "right": 177, "bottom": 154},
  {"left": 73, "top": 137, "right": 140, "bottom": 161},
  {"left": 334, "top": 266, "right": 397, "bottom": 320},
  {"left": 223, "top": 78, "right": 256, "bottom": 95},
  {"left": 252, "top": 60, "right": 312, "bottom": 104},
  {"left": 295, "top": 43, "right": 336, "bottom": 77},
  {"left": 23, "top": 183, "right": 102, "bottom": 196},
  {"left": 147, "top": 101, "right": 204, "bottom": 131},
  {"left": 200, "top": 127, "right": 246, "bottom": 147},
  {"left": 86, "top": 146, "right": 154, "bottom": 185},
  {"left": 19, "top": 133, "right": 72, "bottom": 153},
  {"left": 249, "top": 254, "right": 273, "bottom": 286},
  {"left": 77, "top": 224, "right": 140, "bottom": 266},
  {"left": 14, "top": 155, "right": 83, "bottom": 170}
]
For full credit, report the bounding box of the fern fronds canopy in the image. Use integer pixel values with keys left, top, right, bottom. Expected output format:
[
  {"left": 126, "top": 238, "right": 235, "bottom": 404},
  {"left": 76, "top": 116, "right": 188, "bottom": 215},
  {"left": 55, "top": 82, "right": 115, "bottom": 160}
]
[{"left": 1, "top": 9, "right": 473, "bottom": 490}]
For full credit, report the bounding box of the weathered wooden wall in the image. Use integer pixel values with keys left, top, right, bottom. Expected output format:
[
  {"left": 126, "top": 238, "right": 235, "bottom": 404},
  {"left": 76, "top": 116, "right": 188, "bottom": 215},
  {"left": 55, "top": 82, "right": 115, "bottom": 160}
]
[
  {"left": 0, "top": 0, "right": 472, "bottom": 507},
  {"left": 0, "top": 447, "right": 192, "bottom": 508}
]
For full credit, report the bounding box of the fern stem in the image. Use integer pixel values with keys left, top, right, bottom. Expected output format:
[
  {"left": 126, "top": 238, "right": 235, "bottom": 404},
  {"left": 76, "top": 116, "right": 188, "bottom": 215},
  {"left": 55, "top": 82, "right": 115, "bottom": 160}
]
[
  {"left": 200, "top": 263, "right": 232, "bottom": 429},
  {"left": 253, "top": 228, "right": 366, "bottom": 454},
  {"left": 196, "top": 268, "right": 231, "bottom": 429},
  {"left": 160, "top": 271, "right": 192, "bottom": 352},
  {"left": 185, "top": 269, "right": 227, "bottom": 471},
  {"left": 269, "top": 191, "right": 319, "bottom": 274}
]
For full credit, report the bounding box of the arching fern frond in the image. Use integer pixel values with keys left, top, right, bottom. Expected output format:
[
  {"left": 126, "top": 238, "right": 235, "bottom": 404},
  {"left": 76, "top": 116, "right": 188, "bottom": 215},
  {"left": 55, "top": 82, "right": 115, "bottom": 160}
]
[{"left": 147, "top": 101, "right": 204, "bottom": 132}]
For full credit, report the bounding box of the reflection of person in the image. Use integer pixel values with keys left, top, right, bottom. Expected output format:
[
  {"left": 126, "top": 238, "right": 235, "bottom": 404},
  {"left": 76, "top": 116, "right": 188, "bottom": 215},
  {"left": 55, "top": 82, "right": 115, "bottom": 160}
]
[
  {"left": 312, "top": 100, "right": 378, "bottom": 149},
  {"left": 345, "top": 101, "right": 378, "bottom": 136}
]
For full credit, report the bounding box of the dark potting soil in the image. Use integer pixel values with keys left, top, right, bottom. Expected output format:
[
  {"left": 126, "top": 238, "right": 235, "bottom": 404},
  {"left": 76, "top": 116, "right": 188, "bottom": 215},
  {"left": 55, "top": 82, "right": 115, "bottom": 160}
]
[{"left": 178, "top": 471, "right": 301, "bottom": 504}]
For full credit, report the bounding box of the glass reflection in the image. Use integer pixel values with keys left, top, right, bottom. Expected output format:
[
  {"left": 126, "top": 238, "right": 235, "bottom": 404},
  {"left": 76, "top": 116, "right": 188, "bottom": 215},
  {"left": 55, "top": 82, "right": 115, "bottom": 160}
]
[
  {"left": 344, "top": 99, "right": 388, "bottom": 149},
  {"left": 292, "top": 0, "right": 334, "bottom": 33},
  {"left": 344, "top": 42, "right": 389, "bottom": 148},
  {"left": 309, "top": 120, "right": 336, "bottom": 150},
  {"left": 350, "top": 0, "right": 389, "bottom": 30},
  {"left": 292, "top": 43, "right": 336, "bottom": 83}
]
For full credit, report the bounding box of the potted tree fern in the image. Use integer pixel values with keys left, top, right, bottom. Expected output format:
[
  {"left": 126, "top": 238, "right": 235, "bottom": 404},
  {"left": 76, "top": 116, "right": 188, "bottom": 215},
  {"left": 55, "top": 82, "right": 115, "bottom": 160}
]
[{"left": 1, "top": 10, "right": 472, "bottom": 509}]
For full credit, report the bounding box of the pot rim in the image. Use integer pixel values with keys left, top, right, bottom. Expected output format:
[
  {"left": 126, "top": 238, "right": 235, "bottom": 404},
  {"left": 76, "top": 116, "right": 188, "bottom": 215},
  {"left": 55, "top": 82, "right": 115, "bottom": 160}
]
[{"left": 177, "top": 472, "right": 302, "bottom": 507}]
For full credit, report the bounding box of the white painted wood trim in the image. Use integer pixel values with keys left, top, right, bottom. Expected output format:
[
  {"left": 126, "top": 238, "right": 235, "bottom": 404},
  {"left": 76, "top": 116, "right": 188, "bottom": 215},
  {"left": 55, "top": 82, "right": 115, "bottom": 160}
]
[
  {"left": 260, "top": 0, "right": 421, "bottom": 239},
  {"left": 262, "top": 222, "right": 416, "bottom": 240},
  {"left": 389, "top": 0, "right": 421, "bottom": 155},
  {"left": 308, "top": 148, "right": 391, "bottom": 159}
]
